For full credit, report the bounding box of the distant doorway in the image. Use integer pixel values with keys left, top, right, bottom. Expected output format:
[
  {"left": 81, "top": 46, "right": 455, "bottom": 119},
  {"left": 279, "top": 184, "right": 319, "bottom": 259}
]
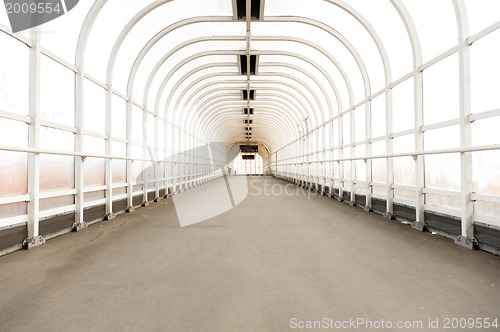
[{"left": 233, "top": 153, "right": 263, "bottom": 175}]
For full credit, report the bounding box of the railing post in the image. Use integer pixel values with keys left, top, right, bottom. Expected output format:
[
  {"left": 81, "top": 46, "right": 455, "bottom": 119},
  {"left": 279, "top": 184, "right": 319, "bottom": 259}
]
[
  {"left": 126, "top": 100, "right": 134, "bottom": 212},
  {"left": 454, "top": 0, "right": 474, "bottom": 248},
  {"left": 104, "top": 84, "right": 114, "bottom": 219},
  {"left": 385, "top": 87, "right": 395, "bottom": 219},
  {"left": 74, "top": 33, "right": 86, "bottom": 231},
  {"left": 365, "top": 100, "right": 373, "bottom": 211},
  {"left": 26, "top": 27, "right": 44, "bottom": 248},
  {"left": 413, "top": 66, "right": 425, "bottom": 231}
]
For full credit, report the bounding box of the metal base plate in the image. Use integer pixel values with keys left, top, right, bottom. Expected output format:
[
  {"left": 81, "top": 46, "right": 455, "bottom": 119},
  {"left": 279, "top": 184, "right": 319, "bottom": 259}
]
[
  {"left": 383, "top": 212, "right": 395, "bottom": 220},
  {"left": 454, "top": 235, "right": 475, "bottom": 249},
  {"left": 411, "top": 221, "right": 426, "bottom": 232},
  {"left": 72, "top": 222, "right": 87, "bottom": 232},
  {"left": 24, "top": 235, "right": 46, "bottom": 250}
]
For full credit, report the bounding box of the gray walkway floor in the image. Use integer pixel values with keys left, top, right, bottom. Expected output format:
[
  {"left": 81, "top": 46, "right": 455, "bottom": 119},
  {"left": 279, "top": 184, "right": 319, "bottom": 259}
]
[{"left": 1, "top": 177, "right": 499, "bottom": 331}]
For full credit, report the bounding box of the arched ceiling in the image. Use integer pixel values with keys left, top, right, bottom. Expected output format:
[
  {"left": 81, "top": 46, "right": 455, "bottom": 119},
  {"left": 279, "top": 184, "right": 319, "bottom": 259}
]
[{"left": 49, "top": 0, "right": 473, "bottom": 152}]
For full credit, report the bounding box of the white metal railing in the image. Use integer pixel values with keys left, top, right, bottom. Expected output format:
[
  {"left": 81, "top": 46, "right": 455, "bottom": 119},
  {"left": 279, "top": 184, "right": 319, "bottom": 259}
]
[
  {"left": 0, "top": 144, "right": 228, "bottom": 165},
  {"left": 272, "top": 143, "right": 500, "bottom": 164}
]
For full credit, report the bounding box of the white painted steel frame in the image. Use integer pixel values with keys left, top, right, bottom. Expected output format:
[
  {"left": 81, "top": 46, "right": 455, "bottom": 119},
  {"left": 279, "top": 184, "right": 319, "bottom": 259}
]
[{"left": 0, "top": 0, "right": 499, "bottom": 250}]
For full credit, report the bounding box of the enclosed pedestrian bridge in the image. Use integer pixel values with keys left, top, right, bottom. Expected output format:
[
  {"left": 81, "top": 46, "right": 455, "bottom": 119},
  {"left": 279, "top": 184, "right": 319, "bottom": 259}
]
[{"left": 0, "top": 0, "right": 499, "bottom": 330}]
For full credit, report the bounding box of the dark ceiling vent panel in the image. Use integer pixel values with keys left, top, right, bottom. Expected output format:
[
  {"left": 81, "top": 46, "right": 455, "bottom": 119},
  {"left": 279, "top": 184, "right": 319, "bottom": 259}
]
[
  {"left": 242, "top": 89, "right": 255, "bottom": 100},
  {"left": 244, "top": 108, "right": 254, "bottom": 115},
  {"left": 235, "top": 0, "right": 262, "bottom": 20},
  {"left": 250, "top": 55, "right": 257, "bottom": 74},
  {"left": 251, "top": 0, "right": 261, "bottom": 20},
  {"left": 239, "top": 55, "right": 257, "bottom": 75},
  {"left": 236, "top": 0, "right": 246, "bottom": 20},
  {"left": 240, "top": 145, "right": 259, "bottom": 153}
]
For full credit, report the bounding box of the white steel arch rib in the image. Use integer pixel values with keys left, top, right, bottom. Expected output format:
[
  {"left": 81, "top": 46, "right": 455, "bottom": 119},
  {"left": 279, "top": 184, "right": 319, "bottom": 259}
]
[
  {"left": 74, "top": 0, "right": 401, "bottom": 153},
  {"left": 170, "top": 71, "right": 326, "bottom": 125},
  {"left": 68, "top": 0, "right": 432, "bottom": 226},
  {"left": 154, "top": 49, "right": 343, "bottom": 129},
  {"left": 189, "top": 95, "right": 304, "bottom": 137},
  {"left": 184, "top": 87, "right": 309, "bottom": 139},
  {"left": 202, "top": 105, "right": 298, "bottom": 143},
  {"left": 165, "top": 75, "right": 316, "bottom": 127}
]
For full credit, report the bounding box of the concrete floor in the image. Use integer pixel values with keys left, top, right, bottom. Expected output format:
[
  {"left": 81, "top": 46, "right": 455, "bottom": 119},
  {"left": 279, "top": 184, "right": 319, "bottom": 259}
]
[{"left": 1, "top": 177, "right": 499, "bottom": 331}]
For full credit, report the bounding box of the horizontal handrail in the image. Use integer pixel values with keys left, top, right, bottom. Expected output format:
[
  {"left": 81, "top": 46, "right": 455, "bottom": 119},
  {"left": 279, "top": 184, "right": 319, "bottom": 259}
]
[
  {"left": 270, "top": 144, "right": 500, "bottom": 165},
  {"left": 0, "top": 144, "right": 226, "bottom": 166}
]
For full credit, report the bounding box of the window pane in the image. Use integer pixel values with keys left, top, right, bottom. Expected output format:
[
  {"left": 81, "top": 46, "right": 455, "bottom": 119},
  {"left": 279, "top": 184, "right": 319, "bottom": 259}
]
[
  {"left": 470, "top": 29, "right": 500, "bottom": 114},
  {"left": 401, "top": 0, "right": 457, "bottom": 63},
  {"left": 392, "top": 78, "right": 414, "bottom": 133},
  {"left": 423, "top": 54, "right": 459, "bottom": 125},
  {"left": 465, "top": 0, "right": 500, "bottom": 36},
  {"left": 40, "top": 55, "right": 74, "bottom": 126},
  {"left": 83, "top": 79, "right": 106, "bottom": 134},
  {"left": 0, "top": 32, "right": 28, "bottom": 115}
]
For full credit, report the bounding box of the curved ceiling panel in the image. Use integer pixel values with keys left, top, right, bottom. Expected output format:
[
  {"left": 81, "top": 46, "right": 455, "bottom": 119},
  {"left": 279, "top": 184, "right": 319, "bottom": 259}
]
[{"left": 64, "top": 0, "right": 478, "bottom": 152}]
